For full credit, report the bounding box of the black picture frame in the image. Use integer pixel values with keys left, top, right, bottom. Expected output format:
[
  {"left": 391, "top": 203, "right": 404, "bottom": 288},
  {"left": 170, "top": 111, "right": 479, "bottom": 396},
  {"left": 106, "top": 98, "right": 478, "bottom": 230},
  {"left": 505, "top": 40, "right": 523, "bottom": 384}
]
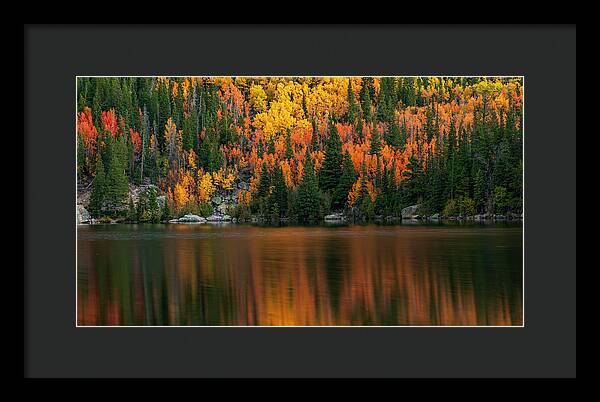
[{"left": 23, "top": 24, "right": 576, "bottom": 379}]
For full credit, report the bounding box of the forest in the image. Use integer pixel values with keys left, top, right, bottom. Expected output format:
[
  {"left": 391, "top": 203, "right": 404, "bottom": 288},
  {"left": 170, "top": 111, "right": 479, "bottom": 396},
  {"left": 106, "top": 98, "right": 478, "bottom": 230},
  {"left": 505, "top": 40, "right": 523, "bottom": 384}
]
[{"left": 76, "top": 76, "right": 523, "bottom": 224}]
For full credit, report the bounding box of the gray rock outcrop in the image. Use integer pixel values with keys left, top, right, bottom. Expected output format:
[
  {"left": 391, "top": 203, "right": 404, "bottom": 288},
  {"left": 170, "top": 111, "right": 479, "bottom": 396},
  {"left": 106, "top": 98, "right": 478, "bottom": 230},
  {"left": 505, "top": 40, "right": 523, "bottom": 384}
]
[
  {"left": 77, "top": 204, "right": 91, "bottom": 224},
  {"left": 176, "top": 214, "right": 206, "bottom": 223},
  {"left": 401, "top": 204, "right": 421, "bottom": 219}
]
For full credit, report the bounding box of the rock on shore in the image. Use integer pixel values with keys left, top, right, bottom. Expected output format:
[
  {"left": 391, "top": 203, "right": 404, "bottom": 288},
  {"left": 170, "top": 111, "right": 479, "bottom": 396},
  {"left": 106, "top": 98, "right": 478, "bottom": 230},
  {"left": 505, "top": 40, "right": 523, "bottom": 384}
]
[
  {"left": 401, "top": 204, "right": 421, "bottom": 219},
  {"left": 77, "top": 204, "right": 91, "bottom": 224},
  {"left": 324, "top": 212, "right": 346, "bottom": 222},
  {"left": 171, "top": 214, "right": 206, "bottom": 223}
]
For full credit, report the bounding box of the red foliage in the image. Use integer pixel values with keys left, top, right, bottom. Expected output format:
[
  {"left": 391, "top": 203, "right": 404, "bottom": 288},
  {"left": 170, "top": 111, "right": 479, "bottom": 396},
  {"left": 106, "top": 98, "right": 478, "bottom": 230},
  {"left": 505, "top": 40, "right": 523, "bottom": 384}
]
[
  {"left": 101, "top": 109, "right": 118, "bottom": 137},
  {"left": 77, "top": 107, "right": 98, "bottom": 154},
  {"left": 130, "top": 128, "right": 142, "bottom": 153}
]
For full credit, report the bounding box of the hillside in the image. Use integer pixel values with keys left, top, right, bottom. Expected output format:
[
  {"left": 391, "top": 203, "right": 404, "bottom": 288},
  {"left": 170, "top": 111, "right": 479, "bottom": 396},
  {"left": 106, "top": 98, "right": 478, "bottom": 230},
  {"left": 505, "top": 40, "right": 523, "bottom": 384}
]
[{"left": 76, "top": 76, "right": 523, "bottom": 224}]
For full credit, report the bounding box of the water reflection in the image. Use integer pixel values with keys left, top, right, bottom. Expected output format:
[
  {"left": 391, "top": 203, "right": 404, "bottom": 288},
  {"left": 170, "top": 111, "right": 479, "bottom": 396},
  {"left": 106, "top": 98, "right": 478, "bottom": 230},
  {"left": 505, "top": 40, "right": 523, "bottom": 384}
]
[{"left": 77, "top": 224, "right": 523, "bottom": 326}]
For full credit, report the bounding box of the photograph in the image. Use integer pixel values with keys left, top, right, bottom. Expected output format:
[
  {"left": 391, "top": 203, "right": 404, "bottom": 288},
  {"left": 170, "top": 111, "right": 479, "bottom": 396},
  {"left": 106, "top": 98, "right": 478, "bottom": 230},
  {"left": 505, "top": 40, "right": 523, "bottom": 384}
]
[{"left": 76, "top": 76, "right": 524, "bottom": 327}]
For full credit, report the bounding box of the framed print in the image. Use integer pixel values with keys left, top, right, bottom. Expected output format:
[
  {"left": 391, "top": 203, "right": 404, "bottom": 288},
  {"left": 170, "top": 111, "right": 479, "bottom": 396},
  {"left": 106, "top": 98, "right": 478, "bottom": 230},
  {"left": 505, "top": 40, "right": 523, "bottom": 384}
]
[{"left": 24, "top": 24, "right": 576, "bottom": 378}]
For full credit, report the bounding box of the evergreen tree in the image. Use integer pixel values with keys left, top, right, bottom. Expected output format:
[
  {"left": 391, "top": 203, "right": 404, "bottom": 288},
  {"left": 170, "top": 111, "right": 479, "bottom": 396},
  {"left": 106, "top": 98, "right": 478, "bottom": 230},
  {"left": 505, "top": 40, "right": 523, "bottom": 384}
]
[
  {"left": 377, "top": 77, "right": 396, "bottom": 123},
  {"left": 297, "top": 151, "right": 321, "bottom": 223},
  {"left": 89, "top": 156, "right": 106, "bottom": 217},
  {"left": 256, "top": 162, "right": 271, "bottom": 199},
  {"left": 104, "top": 147, "right": 129, "bottom": 214},
  {"left": 401, "top": 154, "right": 423, "bottom": 206},
  {"left": 199, "top": 126, "right": 223, "bottom": 172},
  {"left": 360, "top": 80, "right": 372, "bottom": 124},
  {"left": 346, "top": 79, "right": 359, "bottom": 125},
  {"left": 267, "top": 136, "right": 276, "bottom": 154},
  {"left": 385, "top": 119, "right": 402, "bottom": 149},
  {"left": 127, "top": 195, "right": 136, "bottom": 222},
  {"left": 161, "top": 198, "right": 172, "bottom": 221},
  {"left": 157, "top": 80, "right": 171, "bottom": 150},
  {"left": 356, "top": 166, "right": 374, "bottom": 221},
  {"left": 369, "top": 124, "right": 381, "bottom": 155},
  {"left": 311, "top": 118, "right": 320, "bottom": 151},
  {"left": 284, "top": 130, "right": 293, "bottom": 159},
  {"left": 332, "top": 150, "right": 357, "bottom": 210},
  {"left": 272, "top": 166, "right": 288, "bottom": 217},
  {"left": 257, "top": 139, "right": 264, "bottom": 159},
  {"left": 319, "top": 121, "right": 343, "bottom": 192},
  {"left": 146, "top": 187, "right": 160, "bottom": 222}
]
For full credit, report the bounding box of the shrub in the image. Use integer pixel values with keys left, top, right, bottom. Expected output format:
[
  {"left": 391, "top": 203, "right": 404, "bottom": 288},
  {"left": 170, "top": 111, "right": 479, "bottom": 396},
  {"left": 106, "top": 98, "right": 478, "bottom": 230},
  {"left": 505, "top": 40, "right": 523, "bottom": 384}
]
[
  {"left": 493, "top": 186, "right": 510, "bottom": 214},
  {"left": 443, "top": 196, "right": 476, "bottom": 217},
  {"left": 198, "top": 202, "right": 213, "bottom": 217}
]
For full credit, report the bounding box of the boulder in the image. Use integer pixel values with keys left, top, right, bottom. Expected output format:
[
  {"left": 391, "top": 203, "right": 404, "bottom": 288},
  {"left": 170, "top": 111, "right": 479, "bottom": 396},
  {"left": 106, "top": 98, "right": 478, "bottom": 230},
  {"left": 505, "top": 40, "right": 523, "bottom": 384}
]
[
  {"left": 430, "top": 213, "right": 440, "bottom": 220},
  {"left": 324, "top": 212, "right": 346, "bottom": 221},
  {"left": 222, "top": 214, "right": 232, "bottom": 221},
  {"left": 401, "top": 204, "right": 421, "bottom": 219},
  {"left": 77, "top": 204, "right": 91, "bottom": 224},
  {"left": 206, "top": 214, "right": 222, "bottom": 222},
  {"left": 211, "top": 195, "right": 223, "bottom": 205},
  {"left": 177, "top": 214, "right": 206, "bottom": 223}
]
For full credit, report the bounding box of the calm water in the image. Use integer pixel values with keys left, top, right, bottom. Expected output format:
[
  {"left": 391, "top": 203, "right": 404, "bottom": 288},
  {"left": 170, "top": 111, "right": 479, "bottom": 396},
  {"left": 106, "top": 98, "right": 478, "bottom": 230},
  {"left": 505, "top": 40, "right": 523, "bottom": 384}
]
[{"left": 77, "top": 223, "right": 523, "bottom": 326}]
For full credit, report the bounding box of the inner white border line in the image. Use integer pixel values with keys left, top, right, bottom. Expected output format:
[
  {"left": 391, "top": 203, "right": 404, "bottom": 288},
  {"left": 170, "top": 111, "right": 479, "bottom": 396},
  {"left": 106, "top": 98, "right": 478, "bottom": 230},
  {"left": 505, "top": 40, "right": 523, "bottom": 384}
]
[{"left": 75, "top": 75, "right": 525, "bottom": 328}]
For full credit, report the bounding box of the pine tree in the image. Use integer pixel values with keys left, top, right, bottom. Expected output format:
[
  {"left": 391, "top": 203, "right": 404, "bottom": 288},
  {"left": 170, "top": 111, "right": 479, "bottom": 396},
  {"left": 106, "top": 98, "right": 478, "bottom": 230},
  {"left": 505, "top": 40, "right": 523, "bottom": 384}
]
[
  {"left": 377, "top": 77, "right": 396, "bottom": 123},
  {"left": 346, "top": 79, "right": 358, "bottom": 125},
  {"left": 311, "top": 118, "right": 320, "bottom": 151},
  {"left": 257, "top": 162, "right": 271, "bottom": 199},
  {"left": 297, "top": 151, "right": 321, "bottom": 223},
  {"left": 161, "top": 197, "right": 172, "bottom": 221},
  {"left": 332, "top": 150, "right": 357, "bottom": 210},
  {"left": 157, "top": 80, "right": 171, "bottom": 150},
  {"left": 104, "top": 147, "right": 129, "bottom": 214},
  {"left": 89, "top": 156, "right": 106, "bottom": 217},
  {"left": 147, "top": 187, "right": 160, "bottom": 222},
  {"left": 319, "top": 121, "right": 343, "bottom": 192},
  {"left": 356, "top": 166, "right": 374, "bottom": 221},
  {"left": 257, "top": 139, "right": 264, "bottom": 159},
  {"left": 369, "top": 123, "right": 381, "bottom": 155},
  {"left": 386, "top": 119, "right": 402, "bottom": 148},
  {"left": 199, "top": 126, "right": 222, "bottom": 172},
  {"left": 284, "top": 130, "right": 293, "bottom": 159},
  {"left": 360, "top": 80, "right": 372, "bottom": 124},
  {"left": 267, "top": 136, "right": 276, "bottom": 154},
  {"left": 272, "top": 166, "right": 288, "bottom": 217},
  {"left": 127, "top": 195, "right": 136, "bottom": 222}
]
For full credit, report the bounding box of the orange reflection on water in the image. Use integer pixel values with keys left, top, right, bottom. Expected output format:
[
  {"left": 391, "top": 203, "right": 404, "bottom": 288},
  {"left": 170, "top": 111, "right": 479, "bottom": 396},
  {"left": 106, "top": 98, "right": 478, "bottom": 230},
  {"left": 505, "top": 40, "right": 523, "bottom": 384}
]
[{"left": 77, "top": 224, "right": 523, "bottom": 326}]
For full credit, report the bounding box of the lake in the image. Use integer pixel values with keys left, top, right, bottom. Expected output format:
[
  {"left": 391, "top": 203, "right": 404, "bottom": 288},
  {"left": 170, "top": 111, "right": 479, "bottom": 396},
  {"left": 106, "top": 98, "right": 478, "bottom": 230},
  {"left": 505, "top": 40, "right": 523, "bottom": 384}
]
[{"left": 77, "top": 222, "right": 523, "bottom": 326}]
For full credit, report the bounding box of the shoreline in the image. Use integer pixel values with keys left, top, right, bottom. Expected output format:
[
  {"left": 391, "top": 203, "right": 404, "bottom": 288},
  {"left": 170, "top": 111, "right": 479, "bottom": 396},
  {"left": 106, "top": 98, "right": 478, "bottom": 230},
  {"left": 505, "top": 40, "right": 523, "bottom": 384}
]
[{"left": 77, "top": 216, "right": 523, "bottom": 226}]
